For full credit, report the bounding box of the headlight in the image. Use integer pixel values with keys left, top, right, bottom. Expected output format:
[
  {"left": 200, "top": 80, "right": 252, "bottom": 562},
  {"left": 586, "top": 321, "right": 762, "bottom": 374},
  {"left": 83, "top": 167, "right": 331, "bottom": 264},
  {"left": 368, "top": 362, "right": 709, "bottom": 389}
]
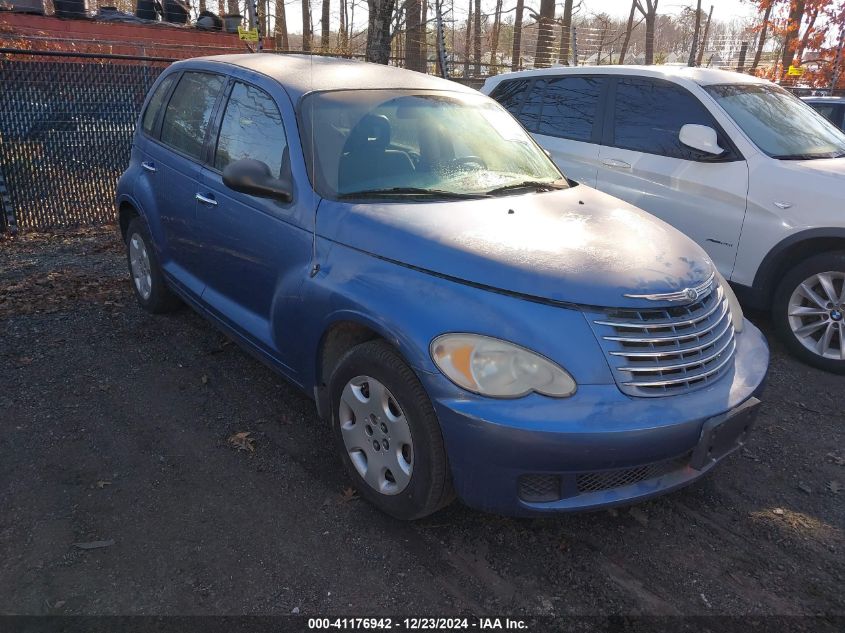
[
  {"left": 715, "top": 270, "right": 744, "bottom": 333},
  {"left": 430, "top": 334, "right": 577, "bottom": 398}
]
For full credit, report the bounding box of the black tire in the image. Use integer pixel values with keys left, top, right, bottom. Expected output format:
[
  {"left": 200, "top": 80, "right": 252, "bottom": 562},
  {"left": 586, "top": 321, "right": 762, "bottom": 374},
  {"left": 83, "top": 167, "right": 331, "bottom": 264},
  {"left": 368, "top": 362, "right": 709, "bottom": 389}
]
[
  {"left": 125, "top": 217, "right": 181, "bottom": 314},
  {"left": 328, "top": 340, "right": 454, "bottom": 520},
  {"left": 772, "top": 251, "right": 845, "bottom": 374}
]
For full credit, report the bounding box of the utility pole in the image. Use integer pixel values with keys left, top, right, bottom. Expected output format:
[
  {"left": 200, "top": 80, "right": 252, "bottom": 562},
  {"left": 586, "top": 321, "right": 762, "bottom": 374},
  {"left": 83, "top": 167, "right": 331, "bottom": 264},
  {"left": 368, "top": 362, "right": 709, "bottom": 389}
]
[
  {"left": 571, "top": 26, "right": 578, "bottom": 66},
  {"left": 696, "top": 4, "right": 713, "bottom": 67},
  {"left": 245, "top": 0, "right": 263, "bottom": 50}
]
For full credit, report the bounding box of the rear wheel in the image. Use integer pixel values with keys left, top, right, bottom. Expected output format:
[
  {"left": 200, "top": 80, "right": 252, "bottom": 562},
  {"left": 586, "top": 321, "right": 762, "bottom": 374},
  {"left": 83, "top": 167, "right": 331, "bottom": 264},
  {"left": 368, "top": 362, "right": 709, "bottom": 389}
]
[
  {"left": 773, "top": 251, "right": 845, "bottom": 374},
  {"left": 328, "top": 340, "right": 454, "bottom": 520},
  {"left": 125, "top": 217, "right": 180, "bottom": 314}
]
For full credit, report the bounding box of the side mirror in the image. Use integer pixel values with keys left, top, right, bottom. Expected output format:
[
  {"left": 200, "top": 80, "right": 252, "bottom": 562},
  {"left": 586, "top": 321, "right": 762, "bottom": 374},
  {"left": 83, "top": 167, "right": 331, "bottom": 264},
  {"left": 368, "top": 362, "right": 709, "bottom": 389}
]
[
  {"left": 679, "top": 124, "right": 725, "bottom": 156},
  {"left": 222, "top": 158, "right": 292, "bottom": 203}
]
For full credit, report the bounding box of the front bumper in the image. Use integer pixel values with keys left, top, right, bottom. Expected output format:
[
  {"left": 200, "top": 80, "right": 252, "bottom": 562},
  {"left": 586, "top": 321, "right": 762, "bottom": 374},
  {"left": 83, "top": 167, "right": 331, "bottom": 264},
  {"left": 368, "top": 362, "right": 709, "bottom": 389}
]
[{"left": 421, "top": 320, "right": 769, "bottom": 516}]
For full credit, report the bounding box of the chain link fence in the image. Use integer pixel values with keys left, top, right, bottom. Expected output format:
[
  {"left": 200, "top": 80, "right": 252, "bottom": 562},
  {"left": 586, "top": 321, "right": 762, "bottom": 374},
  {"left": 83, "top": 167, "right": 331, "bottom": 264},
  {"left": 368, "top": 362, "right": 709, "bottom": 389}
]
[{"left": 0, "top": 51, "right": 170, "bottom": 232}]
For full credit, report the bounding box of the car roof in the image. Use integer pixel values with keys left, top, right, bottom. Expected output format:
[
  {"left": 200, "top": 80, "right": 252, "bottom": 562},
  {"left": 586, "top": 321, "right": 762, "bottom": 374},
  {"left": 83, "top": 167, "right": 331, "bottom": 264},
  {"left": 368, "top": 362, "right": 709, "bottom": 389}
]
[
  {"left": 170, "top": 53, "right": 478, "bottom": 101},
  {"left": 484, "top": 64, "right": 771, "bottom": 88}
]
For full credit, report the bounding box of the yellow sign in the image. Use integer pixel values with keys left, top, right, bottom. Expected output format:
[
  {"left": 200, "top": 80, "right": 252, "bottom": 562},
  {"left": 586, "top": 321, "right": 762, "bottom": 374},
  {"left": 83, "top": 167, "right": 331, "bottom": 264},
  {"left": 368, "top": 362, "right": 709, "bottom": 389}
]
[
  {"left": 238, "top": 26, "right": 259, "bottom": 42},
  {"left": 787, "top": 65, "right": 805, "bottom": 76}
]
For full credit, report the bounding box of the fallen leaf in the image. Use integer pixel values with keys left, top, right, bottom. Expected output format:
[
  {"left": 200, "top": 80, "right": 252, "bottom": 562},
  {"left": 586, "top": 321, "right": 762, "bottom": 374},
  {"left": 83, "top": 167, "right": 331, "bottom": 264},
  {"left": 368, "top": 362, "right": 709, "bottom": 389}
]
[
  {"left": 772, "top": 507, "right": 785, "bottom": 516},
  {"left": 18, "top": 357, "right": 33, "bottom": 365},
  {"left": 827, "top": 453, "right": 845, "bottom": 467},
  {"left": 228, "top": 431, "right": 255, "bottom": 452},
  {"left": 96, "top": 480, "right": 112, "bottom": 489},
  {"left": 74, "top": 539, "right": 115, "bottom": 550},
  {"left": 340, "top": 487, "right": 359, "bottom": 502},
  {"left": 53, "top": 600, "right": 66, "bottom": 609},
  {"left": 201, "top": 375, "right": 208, "bottom": 385},
  {"left": 797, "top": 482, "right": 812, "bottom": 495},
  {"left": 827, "top": 481, "right": 842, "bottom": 494}
]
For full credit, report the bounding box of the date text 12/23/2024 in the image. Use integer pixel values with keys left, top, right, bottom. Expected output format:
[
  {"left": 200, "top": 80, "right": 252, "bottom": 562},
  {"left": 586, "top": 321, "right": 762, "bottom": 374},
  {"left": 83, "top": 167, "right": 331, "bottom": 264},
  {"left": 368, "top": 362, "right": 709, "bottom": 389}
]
[{"left": 308, "top": 618, "right": 528, "bottom": 630}]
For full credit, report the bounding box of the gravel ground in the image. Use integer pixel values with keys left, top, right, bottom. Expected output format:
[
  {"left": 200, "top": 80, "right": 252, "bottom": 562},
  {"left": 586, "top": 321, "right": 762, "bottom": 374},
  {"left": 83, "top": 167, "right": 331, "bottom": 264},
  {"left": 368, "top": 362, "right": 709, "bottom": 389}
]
[{"left": 0, "top": 227, "right": 843, "bottom": 620}]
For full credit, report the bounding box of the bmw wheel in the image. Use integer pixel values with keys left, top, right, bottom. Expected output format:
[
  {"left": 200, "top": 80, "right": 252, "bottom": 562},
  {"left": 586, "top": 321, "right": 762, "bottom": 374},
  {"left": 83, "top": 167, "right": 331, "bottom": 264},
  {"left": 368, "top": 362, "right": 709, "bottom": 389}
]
[
  {"left": 329, "top": 340, "right": 454, "bottom": 520},
  {"left": 773, "top": 252, "right": 845, "bottom": 374}
]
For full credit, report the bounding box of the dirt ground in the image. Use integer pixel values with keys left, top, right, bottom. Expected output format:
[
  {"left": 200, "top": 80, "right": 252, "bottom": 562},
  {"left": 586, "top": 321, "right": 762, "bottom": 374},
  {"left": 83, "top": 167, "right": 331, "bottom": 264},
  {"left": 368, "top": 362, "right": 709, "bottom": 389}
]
[{"left": 1, "top": 227, "right": 843, "bottom": 622}]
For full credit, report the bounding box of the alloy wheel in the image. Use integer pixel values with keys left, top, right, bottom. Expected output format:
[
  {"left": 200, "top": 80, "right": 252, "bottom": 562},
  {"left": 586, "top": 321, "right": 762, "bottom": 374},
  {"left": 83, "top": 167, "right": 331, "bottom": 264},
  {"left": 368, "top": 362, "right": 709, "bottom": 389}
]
[
  {"left": 787, "top": 271, "right": 845, "bottom": 361},
  {"left": 128, "top": 233, "right": 153, "bottom": 301}
]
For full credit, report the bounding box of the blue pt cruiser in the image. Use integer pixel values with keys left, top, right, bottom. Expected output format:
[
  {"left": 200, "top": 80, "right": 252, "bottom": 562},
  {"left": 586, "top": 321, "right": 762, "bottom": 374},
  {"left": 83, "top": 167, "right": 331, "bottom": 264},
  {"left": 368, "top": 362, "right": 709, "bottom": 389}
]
[{"left": 116, "top": 54, "right": 769, "bottom": 519}]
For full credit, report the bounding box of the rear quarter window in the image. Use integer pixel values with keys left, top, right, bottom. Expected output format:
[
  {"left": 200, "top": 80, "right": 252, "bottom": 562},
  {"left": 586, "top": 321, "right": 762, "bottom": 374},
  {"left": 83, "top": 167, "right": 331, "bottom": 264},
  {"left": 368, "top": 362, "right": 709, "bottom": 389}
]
[{"left": 141, "top": 73, "right": 176, "bottom": 136}]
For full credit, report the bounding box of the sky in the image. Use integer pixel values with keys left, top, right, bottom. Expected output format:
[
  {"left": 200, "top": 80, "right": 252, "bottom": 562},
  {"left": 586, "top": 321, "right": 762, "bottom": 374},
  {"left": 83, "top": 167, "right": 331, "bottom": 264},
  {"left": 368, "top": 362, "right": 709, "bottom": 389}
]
[{"left": 583, "top": 0, "right": 758, "bottom": 21}]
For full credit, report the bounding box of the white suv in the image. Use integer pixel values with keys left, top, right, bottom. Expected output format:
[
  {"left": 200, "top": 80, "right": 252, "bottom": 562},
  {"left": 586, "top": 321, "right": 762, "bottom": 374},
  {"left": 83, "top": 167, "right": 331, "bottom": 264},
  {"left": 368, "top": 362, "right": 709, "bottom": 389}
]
[{"left": 483, "top": 66, "right": 845, "bottom": 373}]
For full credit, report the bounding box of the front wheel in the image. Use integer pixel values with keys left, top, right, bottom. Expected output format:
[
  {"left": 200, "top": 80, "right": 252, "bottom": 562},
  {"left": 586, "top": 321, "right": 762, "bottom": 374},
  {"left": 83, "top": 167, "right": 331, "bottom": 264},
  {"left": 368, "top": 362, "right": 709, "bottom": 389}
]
[
  {"left": 773, "top": 251, "right": 845, "bottom": 374},
  {"left": 328, "top": 340, "right": 454, "bottom": 520}
]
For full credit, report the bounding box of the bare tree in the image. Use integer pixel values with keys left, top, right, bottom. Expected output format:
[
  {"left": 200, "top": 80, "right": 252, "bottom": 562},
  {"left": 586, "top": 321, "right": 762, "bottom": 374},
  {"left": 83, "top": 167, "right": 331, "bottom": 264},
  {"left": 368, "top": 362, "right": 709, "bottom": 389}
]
[
  {"left": 420, "top": 0, "right": 429, "bottom": 70},
  {"left": 695, "top": 4, "right": 712, "bottom": 67},
  {"left": 275, "top": 0, "right": 289, "bottom": 49},
  {"left": 473, "top": 0, "right": 482, "bottom": 74},
  {"left": 751, "top": 1, "right": 774, "bottom": 72},
  {"left": 302, "top": 0, "right": 312, "bottom": 50},
  {"left": 320, "top": 0, "right": 330, "bottom": 51},
  {"left": 405, "top": 0, "right": 423, "bottom": 71},
  {"left": 633, "top": 0, "right": 658, "bottom": 65},
  {"left": 366, "top": 0, "right": 397, "bottom": 63},
  {"left": 688, "top": 0, "right": 702, "bottom": 66},
  {"left": 534, "top": 0, "right": 556, "bottom": 67},
  {"left": 559, "top": 0, "right": 573, "bottom": 64},
  {"left": 489, "top": 0, "right": 503, "bottom": 70},
  {"left": 227, "top": 0, "right": 237, "bottom": 15},
  {"left": 618, "top": 0, "right": 637, "bottom": 64},
  {"left": 463, "top": 0, "right": 472, "bottom": 76},
  {"left": 511, "top": 0, "right": 525, "bottom": 70}
]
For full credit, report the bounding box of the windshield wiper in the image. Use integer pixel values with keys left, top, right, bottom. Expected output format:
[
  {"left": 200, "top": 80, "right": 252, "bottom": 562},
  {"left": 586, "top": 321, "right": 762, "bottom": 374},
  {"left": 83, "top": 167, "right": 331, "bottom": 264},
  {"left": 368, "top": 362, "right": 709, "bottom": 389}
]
[
  {"left": 772, "top": 152, "right": 844, "bottom": 160},
  {"left": 485, "top": 179, "right": 569, "bottom": 196},
  {"left": 337, "top": 187, "right": 487, "bottom": 200}
]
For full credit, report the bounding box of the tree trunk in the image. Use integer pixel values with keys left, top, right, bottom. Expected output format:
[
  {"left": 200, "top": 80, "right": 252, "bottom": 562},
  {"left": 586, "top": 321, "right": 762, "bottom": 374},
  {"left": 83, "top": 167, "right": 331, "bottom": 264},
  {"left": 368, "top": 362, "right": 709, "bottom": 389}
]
[
  {"left": 780, "top": 0, "right": 806, "bottom": 79},
  {"left": 321, "top": 0, "right": 331, "bottom": 51},
  {"left": 473, "top": 0, "right": 481, "bottom": 75},
  {"left": 420, "top": 0, "right": 428, "bottom": 71},
  {"left": 302, "top": 0, "right": 312, "bottom": 51},
  {"left": 696, "top": 4, "right": 712, "bottom": 67},
  {"left": 489, "top": 0, "right": 502, "bottom": 71},
  {"left": 688, "top": 0, "right": 701, "bottom": 66},
  {"left": 218, "top": 0, "right": 225, "bottom": 16},
  {"left": 618, "top": 0, "right": 636, "bottom": 64},
  {"left": 558, "top": 0, "right": 573, "bottom": 64},
  {"left": 796, "top": 5, "right": 819, "bottom": 64},
  {"left": 534, "top": 0, "right": 555, "bottom": 68},
  {"left": 227, "top": 0, "right": 237, "bottom": 15},
  {"left": 463, "top": 0, "right": 472, "bottom": 76},
  {"left": 511, "top": 0, "right": 524, "bottom": 71},
  {"left": 751, "top": 2, "right": 773, "bottom": 72},
  {"left": 634, "top": 0, "right": 658, "bottom": 66},
  {"left": 405, "top": 0, "right": 422, "bottom": 71},
  {"left": 366, "top": 0, "right": 396, "bottom": 63},
  {"left": 275, "top": 0, "right": 289, "bottom": 49}
]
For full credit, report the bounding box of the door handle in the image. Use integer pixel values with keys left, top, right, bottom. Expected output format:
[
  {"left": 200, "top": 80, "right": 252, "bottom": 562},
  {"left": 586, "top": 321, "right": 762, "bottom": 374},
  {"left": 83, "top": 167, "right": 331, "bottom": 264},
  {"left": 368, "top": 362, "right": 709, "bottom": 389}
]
[
  {"left": 195, "top": 193, "right": 218, "bottom": 206},
  {"left": 602, "top": 158, "right": 631, "bottom": 169},
  {"left": 141, "top": 161, "right": 157, "bottom": 173}
]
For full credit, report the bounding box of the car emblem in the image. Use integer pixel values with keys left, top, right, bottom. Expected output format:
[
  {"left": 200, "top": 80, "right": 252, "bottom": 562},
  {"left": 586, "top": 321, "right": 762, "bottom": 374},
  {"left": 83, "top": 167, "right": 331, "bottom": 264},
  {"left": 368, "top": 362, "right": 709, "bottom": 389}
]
[
  {"left": 684, "top": 287, "right": 699, "bottom": 302},
  {"left": 624, "top": 272, "right": 715, "bottom": 303}
]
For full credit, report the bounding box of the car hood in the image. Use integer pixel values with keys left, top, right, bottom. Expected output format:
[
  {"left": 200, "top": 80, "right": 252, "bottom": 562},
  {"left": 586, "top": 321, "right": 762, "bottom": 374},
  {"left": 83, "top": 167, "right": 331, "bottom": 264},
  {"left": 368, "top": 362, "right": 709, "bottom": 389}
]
[
  {"left": 316, "top": 185, "right": 714, "bottom": 308},
  {"left": 780, "top": 155, "right": 845, "bottom": 178}
]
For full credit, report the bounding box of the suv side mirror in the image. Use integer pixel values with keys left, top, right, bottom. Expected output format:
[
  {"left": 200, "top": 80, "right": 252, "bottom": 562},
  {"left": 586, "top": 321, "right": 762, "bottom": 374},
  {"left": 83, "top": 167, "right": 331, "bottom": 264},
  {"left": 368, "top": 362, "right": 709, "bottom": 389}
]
[
  {"left": 679, "top": 124, "right": 725, "bottom": 156},
  {"left": 222, "top": 158, "right": 292, "bottom": 202}
]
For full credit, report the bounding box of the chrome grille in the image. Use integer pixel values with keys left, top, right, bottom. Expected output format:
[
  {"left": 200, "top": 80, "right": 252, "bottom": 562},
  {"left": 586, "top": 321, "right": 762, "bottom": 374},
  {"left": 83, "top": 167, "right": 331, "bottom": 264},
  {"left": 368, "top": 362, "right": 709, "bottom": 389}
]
[{"left": 588, "top": 281, "right": 737, "bottom": 397}]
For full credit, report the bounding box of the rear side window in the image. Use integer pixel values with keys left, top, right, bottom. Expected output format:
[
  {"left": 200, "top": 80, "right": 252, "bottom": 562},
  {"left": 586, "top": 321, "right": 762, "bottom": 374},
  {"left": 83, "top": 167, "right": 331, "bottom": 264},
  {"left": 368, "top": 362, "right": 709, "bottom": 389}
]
[
  {"left": 160, "top": 72, "right": 226, "bottom": 160},
  {"left": 612, "top": 78, "right": 721, "bottom": 160},
  {"left": 215, "top": 82, "right": 288, "bottom": 177},
  {"left": 517, "top": 79, "right": 548, "bottom": 132},
  {"left": 141, "top": 73, "right": 176, "bottom": 136},
  {"left": 537, "top": 76, "right": 602, "bottom": 142},
  {"left": 490, "top": 79, "right": 530, "bottom": 116}
]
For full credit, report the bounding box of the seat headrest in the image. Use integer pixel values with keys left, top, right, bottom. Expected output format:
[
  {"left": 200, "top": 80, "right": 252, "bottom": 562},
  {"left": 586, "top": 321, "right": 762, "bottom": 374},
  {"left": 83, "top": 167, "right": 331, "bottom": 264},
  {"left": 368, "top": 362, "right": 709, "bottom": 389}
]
[{"left": 345, "top": 114, "right": 391, "bottom": 153}]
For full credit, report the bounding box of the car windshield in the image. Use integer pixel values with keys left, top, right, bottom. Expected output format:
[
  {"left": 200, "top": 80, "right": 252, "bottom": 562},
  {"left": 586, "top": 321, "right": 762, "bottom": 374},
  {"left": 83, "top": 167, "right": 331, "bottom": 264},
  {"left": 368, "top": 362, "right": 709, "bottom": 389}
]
[
  {"left": 704, "top": 83, "right": 845, "bottom": 159},
  {"left": 300, "top": 89, "right": 565, "bottom": 199}
]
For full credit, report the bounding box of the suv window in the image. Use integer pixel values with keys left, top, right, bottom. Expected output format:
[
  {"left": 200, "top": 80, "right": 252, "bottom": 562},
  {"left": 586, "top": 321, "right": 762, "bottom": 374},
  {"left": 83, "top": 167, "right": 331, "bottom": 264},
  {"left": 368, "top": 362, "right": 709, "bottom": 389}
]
[
  {"left": 142, "top": 73, "right": 176, "bottom": 136},
  {"left": 490, "top": 79, "right": 530, "bottom": 117},
  {"left": 215, "top": 82, "right": 288, "bottom": 177},
  {"left": 537, "top": 76, "right": 602, "bottom": 142},
  {"left": 612, "top": 78, "right": 723, "bottom": 160},
  {"left": 518, "top": 79, "right": 548, "bottom": 132},
  {"left": 160, "top": 72, "right": 226, "bottom": 160}
]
